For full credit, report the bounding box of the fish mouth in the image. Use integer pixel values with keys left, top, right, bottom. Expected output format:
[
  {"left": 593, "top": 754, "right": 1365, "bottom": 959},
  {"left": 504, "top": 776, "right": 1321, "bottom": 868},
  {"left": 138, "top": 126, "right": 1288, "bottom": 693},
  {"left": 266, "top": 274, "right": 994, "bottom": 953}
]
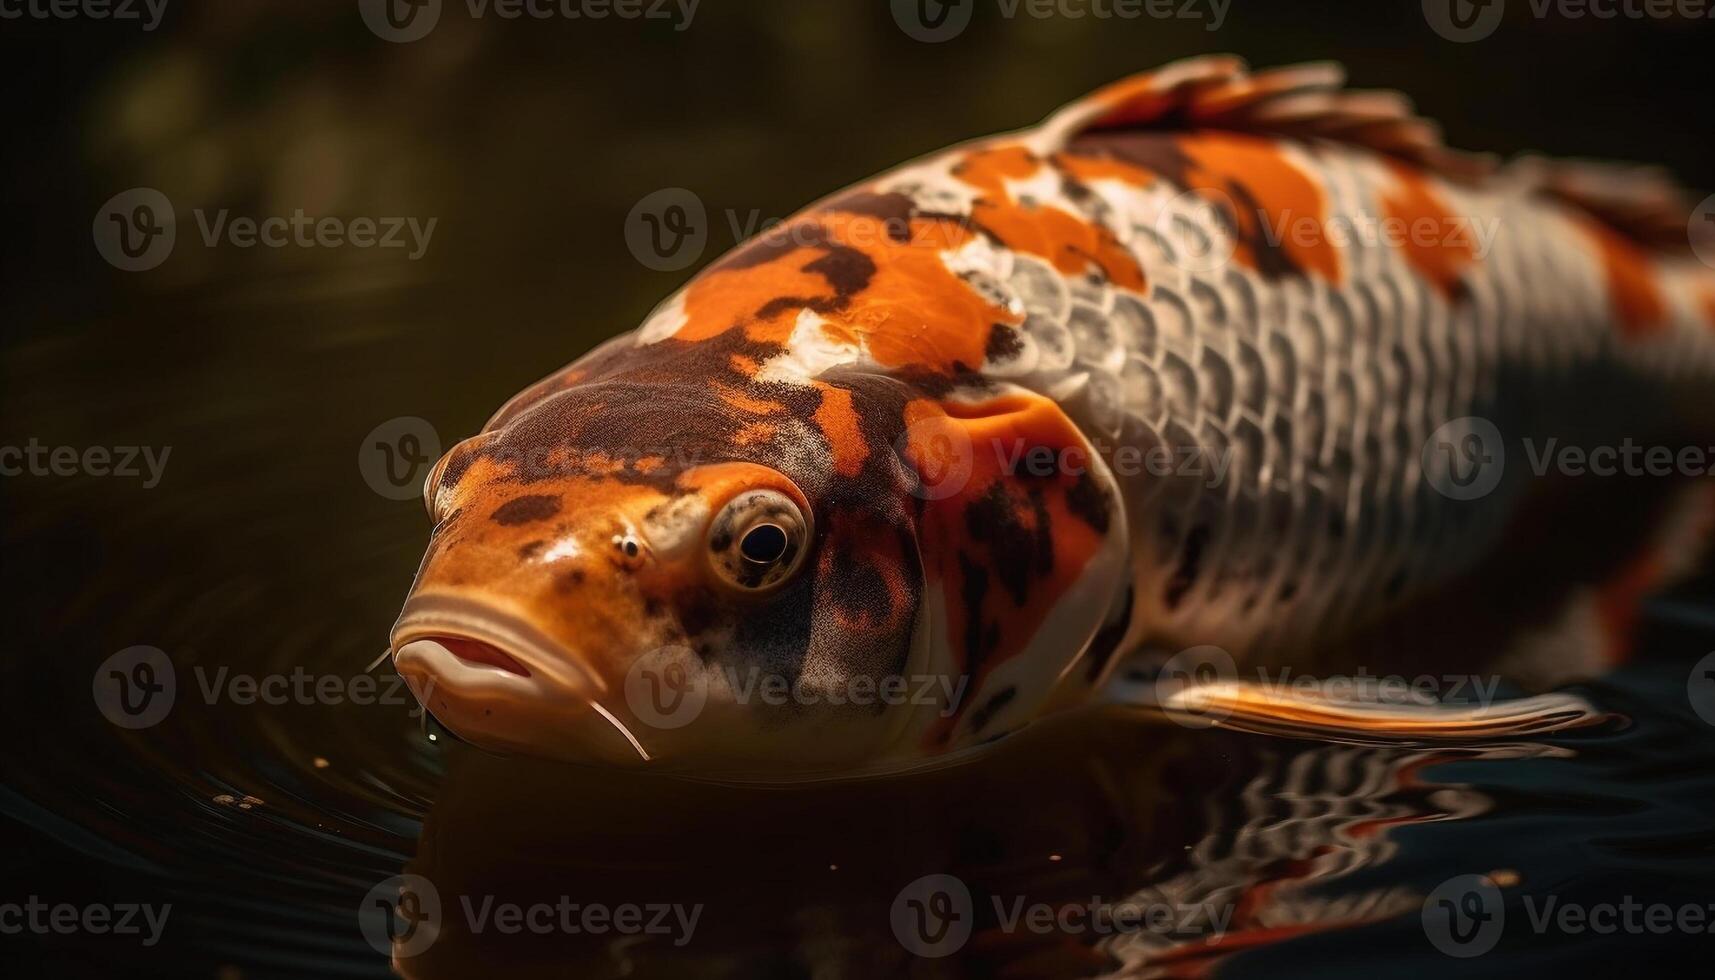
[
  {"left": 391, "top": 595, "right": 656, "bottom": 763},
  {"left": 391, "top": 594, "right": 604, "bottom": 700}
]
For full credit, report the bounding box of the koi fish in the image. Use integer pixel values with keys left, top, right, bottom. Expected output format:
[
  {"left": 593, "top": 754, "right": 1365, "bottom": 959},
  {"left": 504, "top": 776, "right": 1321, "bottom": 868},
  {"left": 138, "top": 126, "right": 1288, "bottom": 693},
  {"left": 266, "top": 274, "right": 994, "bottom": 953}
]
[{"left": 391, "top": 56, "right": 1715, "bottom": 776}]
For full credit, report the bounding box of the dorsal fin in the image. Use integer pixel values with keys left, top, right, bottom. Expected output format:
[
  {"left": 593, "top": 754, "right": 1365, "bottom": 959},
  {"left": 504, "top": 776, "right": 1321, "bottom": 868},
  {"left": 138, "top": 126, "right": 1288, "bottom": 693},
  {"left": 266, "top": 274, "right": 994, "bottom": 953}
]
[
  {"left": 1037, "top": 55, "right": 1706, "bottom": 252},
  {"left": 1506, "top": 155, "right": 1705, "bottom": 252},
  {"left": 1037, "top": 55, "right": 1497, "bottom": 179}
]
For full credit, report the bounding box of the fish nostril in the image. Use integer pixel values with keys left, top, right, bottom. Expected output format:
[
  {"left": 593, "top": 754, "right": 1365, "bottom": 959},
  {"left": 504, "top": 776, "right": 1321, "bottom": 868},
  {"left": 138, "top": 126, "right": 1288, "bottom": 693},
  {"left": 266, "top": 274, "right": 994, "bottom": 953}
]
[{"left": 435, "top": 636, "right": 532, "bottom": 677}]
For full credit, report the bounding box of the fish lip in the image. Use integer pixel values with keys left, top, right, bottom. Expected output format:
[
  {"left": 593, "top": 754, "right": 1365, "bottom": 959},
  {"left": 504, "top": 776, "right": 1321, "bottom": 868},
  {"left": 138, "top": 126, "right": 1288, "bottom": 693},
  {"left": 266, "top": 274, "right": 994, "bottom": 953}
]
[{"left": 391, "top": 594, "right": 604, "bottom": 696}]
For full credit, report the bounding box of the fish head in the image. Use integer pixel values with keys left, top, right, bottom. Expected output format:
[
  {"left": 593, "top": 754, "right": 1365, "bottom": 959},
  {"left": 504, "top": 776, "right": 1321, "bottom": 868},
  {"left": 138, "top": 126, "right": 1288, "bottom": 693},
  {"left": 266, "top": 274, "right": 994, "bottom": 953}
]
[{"left": 390, "top": 370, "right": 942, "bottom": 776}]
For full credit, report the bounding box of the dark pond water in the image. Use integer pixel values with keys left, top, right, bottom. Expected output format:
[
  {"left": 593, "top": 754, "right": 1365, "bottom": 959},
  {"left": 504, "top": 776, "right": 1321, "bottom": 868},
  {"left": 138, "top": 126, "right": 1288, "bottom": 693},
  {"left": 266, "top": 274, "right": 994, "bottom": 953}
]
[{"left": 6, "top": 3, "right": 1715, "bottom": 977}]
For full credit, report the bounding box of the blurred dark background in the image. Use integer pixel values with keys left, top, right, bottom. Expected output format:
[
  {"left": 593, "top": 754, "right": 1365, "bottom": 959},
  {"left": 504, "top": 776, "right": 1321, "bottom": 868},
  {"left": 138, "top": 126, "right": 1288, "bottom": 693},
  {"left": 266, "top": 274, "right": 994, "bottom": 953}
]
[{"left": 2, "top": 1, "right": 1713, "bottom": 977}]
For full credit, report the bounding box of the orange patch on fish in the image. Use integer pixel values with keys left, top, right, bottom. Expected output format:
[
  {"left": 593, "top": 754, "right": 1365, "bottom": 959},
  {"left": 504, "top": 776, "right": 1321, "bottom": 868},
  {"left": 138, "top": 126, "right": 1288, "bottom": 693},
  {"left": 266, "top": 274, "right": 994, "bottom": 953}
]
[
  {"left": 1173, "top": 132, "right": 1343, "bottom": 284},
  {"left": 902, "top": 393, "right": 1112, "bottom": 744},
  {"left": 714, "top": 382, "right": 785, "bottom": 416},
  {"left": 950, "top": 144, "right": 1040, "bottom": 198},
  {"left": 1378, "top": 159, "right": 1476, "bottom": 299},
  {"left": 669, "top": 209, "right": 1004, "bottom": 376},
  {"left": 1575, "top": 217, "right": 1668, "bottom": 336},
  {"left": 732, "top": 420, "right": 776, "bottom": 446},
  {"left": 811, "top": 382, "right": 870, "bottom": 477},
  {"left": 833, "top": 217, "right": 1009, "bottom": 374},
  {"left": 971, "top": 198, "right": 1147, "bottom": 290},
  {"left": 955, "top": 145, "right": 1147, "bottom": 291},
  {"left": 676, "top": 252, "right": 833, "bottom": 343}
]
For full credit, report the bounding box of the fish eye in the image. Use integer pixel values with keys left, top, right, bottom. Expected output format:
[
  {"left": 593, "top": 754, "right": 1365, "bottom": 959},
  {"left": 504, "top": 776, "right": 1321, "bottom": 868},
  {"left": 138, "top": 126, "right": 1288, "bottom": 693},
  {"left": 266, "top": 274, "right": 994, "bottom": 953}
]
[
  {"left": 708, "top": 489, "right": 809, "bottom": 592},
  {"left": 740, "top": 523, "right": 788, "bottom": 564}
]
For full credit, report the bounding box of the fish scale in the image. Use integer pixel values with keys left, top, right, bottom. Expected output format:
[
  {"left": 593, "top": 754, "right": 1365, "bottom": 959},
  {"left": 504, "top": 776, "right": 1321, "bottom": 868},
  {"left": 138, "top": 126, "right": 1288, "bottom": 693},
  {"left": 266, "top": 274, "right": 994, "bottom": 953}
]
[{"left": 865, "top": 128, "right": 1711, "bottom": 670}]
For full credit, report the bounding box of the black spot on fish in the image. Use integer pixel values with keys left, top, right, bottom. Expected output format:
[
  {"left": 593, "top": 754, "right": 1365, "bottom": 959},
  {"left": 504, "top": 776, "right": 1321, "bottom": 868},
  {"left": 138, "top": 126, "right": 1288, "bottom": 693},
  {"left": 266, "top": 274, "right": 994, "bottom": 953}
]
[
  {"left": 984, "top": 323, "right": 1024, "bottom": 362},
  {"left": 965, "top": 483, "right": 1051, "bottom": 606},
  {"left": 970, "top": 686, "right": 1017, "bottom": 734},
  {"left": 827, "top": 560, "right": 895, "bottom": 628},
  {"left": 958, "top": 552, "right": 997, "bottom": 673},
  {"left": 491, "top": 494, "right": 560, "bottom": 526},
  {"left": 817, "top": 190, "right": 917, "bottom": 244},
  {"left": 517, "top": 540, "right": 546, "bottom": 560},
  {"left": 1066, "top": 470, "right": 1111, "bottom": 534}
]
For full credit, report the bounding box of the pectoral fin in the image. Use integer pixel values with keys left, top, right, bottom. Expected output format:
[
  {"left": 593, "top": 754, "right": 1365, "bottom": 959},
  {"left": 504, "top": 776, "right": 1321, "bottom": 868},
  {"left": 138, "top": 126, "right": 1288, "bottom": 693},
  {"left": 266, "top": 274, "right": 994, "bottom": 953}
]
[
  {"left": 1156, "top": 680, "right": 1604, "bottom": 742},
  {"left": 1097, "top": 652, "right": 1605, "bottom": 743}
]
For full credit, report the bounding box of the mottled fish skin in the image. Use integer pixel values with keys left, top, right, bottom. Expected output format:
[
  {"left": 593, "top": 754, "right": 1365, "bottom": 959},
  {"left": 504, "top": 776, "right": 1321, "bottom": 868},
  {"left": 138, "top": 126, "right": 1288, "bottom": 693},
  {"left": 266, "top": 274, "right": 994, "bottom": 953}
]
[{"left": 394, "top": 56, "right": 1715, "bottom": 774}]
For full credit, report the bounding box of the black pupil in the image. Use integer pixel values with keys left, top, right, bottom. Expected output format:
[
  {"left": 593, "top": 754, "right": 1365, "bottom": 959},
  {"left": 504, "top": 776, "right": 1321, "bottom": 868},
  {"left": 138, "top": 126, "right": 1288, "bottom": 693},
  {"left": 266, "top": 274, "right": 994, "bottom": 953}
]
[{"left": 740, "top": 524, "right": 789, "bottom": 565}]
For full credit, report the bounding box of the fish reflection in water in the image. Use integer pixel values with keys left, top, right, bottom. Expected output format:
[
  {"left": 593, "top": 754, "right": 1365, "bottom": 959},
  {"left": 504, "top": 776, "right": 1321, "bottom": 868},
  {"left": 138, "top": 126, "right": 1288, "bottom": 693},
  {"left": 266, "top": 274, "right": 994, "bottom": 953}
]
[{"left": 391, "top": 708, "right": 1555, "bottom": 979}]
